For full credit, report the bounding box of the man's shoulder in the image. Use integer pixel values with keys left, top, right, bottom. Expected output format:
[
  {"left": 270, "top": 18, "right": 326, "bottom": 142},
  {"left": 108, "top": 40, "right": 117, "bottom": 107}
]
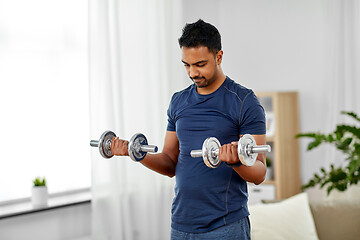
[
  {"left": 171, "top": 84, "right": 193, "bottom": 102},
  {"left": 223, "top": 76, "right": 254, "bottom": 102}
]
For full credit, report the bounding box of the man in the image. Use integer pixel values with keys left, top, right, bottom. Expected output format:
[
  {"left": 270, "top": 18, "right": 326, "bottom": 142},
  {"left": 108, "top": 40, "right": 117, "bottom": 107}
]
[{"left": 111, "top": 19, "right": 267, "bottom": 239}]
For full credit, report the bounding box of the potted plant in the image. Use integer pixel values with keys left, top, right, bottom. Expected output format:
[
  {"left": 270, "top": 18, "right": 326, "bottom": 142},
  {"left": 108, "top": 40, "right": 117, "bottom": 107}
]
[
  {"left": 31, "top": 177, "right": 48, "bottom": 207},
  {"left": 296, "top": 111, "right": 360, "bottom": 195}
]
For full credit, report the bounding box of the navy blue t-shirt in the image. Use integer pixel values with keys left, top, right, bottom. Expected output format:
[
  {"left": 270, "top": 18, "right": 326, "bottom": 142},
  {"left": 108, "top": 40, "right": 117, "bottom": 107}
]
[{"left": 167, "top": 76, "right": 266, "bottom": 233}]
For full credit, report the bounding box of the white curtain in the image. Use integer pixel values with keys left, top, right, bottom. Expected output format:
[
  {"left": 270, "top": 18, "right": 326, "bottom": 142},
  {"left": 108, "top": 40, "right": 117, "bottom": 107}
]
[
  {"left": 323, "top": 0, "right": 360, "bottom": 167},
  {"left": 88, "top": 0, "right": 185, "bottom": 239},
  {"left": 304, "top": 0, "right": 360, "bottom": 200}
]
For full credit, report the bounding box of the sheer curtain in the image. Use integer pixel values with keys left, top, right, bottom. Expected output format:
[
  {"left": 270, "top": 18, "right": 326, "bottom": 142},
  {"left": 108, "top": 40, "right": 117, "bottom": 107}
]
[
  {"left": 323, "top": 0, "right": 360, "bottom": 167},
  {"left": 88, "top": 0, "right": 185, "bottom": 239},
  {"left": 306, "top": 0, "right": 360, "bottom": 199}
]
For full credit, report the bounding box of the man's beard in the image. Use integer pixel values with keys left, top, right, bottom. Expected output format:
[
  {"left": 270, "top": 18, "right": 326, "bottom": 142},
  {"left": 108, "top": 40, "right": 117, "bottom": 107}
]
[{"left": 190, "top": 76, "right": 209, "bottom": 88}]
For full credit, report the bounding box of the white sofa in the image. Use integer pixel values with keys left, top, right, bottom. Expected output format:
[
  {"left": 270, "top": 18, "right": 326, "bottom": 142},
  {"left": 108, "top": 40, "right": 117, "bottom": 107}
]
[{"left": 248, "top": 192, "right": 360, "bottom": 240}]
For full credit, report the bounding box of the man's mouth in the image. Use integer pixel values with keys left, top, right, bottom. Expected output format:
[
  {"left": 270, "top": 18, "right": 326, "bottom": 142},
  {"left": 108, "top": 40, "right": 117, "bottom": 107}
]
[{"left": 192, "top": 77, "right": 205, "bottom": 83}]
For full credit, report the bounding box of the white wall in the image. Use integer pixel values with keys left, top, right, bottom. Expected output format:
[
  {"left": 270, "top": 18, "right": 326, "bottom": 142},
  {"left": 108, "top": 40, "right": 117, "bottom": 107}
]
[
  {"left": 181, "top": 0, "right": 331, "bottom": 196},
  {"left": 0, "top": 204, "right": 91, "bottom": 240}
]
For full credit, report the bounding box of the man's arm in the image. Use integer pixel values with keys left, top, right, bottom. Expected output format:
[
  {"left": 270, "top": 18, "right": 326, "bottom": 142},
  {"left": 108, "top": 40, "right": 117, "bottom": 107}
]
[
  {"left": 219, "top": 134, "right": 267, "bottom": 185},
  {"left": 111, "top": 131, "right": 179, "bottom": 178}
]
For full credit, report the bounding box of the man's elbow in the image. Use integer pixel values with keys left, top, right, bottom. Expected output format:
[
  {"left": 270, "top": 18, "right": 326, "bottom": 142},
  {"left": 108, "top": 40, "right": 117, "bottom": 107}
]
[
  {"left": 163, "top": 167, "right": 176, "bottom": 178},
  {"left": 253, "top": 178, "right": 265, "bottom": 185},
  {"left": 252, "top": 174, "right": 266, "bottom": 185}
]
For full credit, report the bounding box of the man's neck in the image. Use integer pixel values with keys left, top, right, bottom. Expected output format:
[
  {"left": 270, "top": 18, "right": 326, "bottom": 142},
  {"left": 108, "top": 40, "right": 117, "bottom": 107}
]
[{"left": 197, "top": 73, "right": 226, "bottom": 95}]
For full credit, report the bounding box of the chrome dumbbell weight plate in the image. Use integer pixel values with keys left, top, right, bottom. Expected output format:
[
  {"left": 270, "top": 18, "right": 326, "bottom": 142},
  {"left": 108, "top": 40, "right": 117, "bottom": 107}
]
[
  {"left": 238, "top": 134, "right": 271, "bottom": 166},
  {"left": 128, "top": 133, "right": 158, "bottom": 162},
  {"left": 202, "top": 137, "right": 221, "bottom": 168},
  {"left": 190, "top": 137, "right": 221, "bottom": 168},
  {"left": 238, "top": 134, "right": 257, "bottom": 166},
  {"left": 90, "top": 130, "right": 116, "bottom": 158}
]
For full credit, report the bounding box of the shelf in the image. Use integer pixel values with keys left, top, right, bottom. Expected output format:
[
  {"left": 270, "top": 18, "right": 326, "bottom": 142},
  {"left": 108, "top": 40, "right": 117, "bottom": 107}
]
[{"left": 256, "top": 91, "right": 301, "bottom": 200}]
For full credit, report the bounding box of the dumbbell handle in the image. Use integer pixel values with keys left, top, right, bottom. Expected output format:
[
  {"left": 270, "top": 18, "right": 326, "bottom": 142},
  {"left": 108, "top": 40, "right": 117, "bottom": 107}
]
[
  {"left": 90, "top": 140, "right": 158, "bottom": 153},
  {"left": 190, "top": 149, "right": 219, "bottom": 158},
  {"left": 248, "top": 145, "right": 271, "bottom": 154},
  {"left": 190, "top": 150, "right": 202, "bottom": 158},
  {"left": 90, "top": 140, "right": 101, "bottom": 147},
  {"left": 132, "top": 144, "right": 158, "bottom": 153},
  {"left": 190, "top": 145, "right": 270, "bottom": 158}
]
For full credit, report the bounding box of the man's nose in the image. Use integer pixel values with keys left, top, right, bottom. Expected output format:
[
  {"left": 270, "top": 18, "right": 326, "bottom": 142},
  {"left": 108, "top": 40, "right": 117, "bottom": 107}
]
[{"left": 189, "top": 66, "right": 200, "bottom": 78}]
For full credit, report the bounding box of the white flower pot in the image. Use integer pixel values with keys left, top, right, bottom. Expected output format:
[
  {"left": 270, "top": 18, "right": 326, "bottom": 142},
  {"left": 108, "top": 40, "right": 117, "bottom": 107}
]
[{"left": 31, "top": 186, "right": 48, "bottom": 207}]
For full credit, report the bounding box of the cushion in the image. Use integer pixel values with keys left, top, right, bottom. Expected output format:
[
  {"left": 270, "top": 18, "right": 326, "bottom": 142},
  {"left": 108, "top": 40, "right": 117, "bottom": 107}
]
[
  {"left": 248, "top": 192, "right": 319, "bottom": 240},
  {"left": 310, "top": 198, "right": 360, "bottom": 240}
]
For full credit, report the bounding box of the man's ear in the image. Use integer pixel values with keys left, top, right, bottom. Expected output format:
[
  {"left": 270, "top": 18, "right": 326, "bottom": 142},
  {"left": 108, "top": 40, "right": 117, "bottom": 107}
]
[{"left": 216, "top": 50, "right": 223, "bottom": 65}]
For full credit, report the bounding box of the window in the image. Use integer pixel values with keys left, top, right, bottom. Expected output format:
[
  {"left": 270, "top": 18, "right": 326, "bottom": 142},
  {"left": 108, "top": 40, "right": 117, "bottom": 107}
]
[{"left": 0, "top": 0, "right": 89, "bottom": 202}]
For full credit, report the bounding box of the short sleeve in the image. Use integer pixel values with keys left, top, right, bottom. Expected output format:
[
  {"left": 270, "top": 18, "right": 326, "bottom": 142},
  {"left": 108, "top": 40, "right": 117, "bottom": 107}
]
[
  {"left": 239, "top": 91, "right": 266, "bottom": 135},
  {"left": 167, "top": 97, "right": 176, "bottom": 132}
]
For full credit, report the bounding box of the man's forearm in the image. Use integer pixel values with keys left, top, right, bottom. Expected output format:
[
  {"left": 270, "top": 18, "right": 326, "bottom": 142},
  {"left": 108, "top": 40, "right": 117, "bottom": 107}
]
[
  {"left": 140, "top": 152, "right": 177, "bottom": 178},
  {"left": 232, "top": 158, "right": 266, "bottom": 185}
]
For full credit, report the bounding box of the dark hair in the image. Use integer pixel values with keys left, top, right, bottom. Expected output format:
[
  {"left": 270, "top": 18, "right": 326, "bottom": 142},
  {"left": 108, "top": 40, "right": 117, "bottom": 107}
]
[{"left": 178, "top": 19, "right": 222, "bottom": 54}]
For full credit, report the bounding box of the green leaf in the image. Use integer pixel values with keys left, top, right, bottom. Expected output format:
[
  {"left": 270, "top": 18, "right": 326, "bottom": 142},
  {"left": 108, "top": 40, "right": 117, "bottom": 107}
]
[
  {"left": 343, "top": 137, "right": 353, "bottom": 146},
  {"left": 307, "top": 140, "right": 322, "bottom": 150},
  {"left": 336, "top": 125, "right": 360, "bottom": 139},
  {"left": 295, "top": 133, "right": 317, "bottom": 139},
  {"left": 33, "top": 177, "right": 46, "bottom": 187},
  {"left": 327, "top": 185, "right": 334, "bottom": 195},
  {"left": 342, "top": 111, "right": 360, "bottom": 122}
]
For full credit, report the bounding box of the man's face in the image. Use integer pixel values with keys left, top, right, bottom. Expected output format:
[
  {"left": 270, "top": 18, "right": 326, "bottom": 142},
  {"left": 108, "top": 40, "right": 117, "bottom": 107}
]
[{"left": 181, "top": 46, "right": 222, "bottom": 89}]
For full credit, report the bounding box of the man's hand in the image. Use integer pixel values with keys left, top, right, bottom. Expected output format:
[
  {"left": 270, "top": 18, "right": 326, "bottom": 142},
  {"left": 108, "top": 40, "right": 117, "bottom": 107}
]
[
  {"left": 218, "top": 142, "right": 241, "bottom": 165},
  {"left": 221, "top": 135, "right": 267, "bottom": 184},
  {"left": 111, "top": 137, "right": 129, "bottom": 156}
]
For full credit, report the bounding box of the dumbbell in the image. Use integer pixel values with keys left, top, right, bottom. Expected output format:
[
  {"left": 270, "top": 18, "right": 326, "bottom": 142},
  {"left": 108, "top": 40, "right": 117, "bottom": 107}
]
[
  {"left": 190, "top": 134, "right": 271, "bottom": 168},
  {"left": 90, "top": 131, "right": 158, "bottom": 161}
]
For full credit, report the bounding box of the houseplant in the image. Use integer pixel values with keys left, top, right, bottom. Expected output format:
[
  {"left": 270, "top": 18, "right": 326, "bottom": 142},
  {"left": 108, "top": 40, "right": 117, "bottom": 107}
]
[
  {"left": 296, "top": 111, "right": 360, "bottom": 195},
  {"left": 31, "top": 177, "right": 48, "bottom": 207}
]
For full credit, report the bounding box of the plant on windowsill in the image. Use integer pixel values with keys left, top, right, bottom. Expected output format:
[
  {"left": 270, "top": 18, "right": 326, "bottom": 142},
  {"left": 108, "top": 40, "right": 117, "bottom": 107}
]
[
  {"left": 31, "top": 177, "right": 48, "bottom": 207},
  {"left": 296, "top": 111, "right": 360, "bottom": 195}
]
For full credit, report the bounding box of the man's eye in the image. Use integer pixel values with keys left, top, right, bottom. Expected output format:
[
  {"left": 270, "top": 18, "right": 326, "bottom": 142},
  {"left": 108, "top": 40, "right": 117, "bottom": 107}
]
[{"left": 197, "top": 64, "right": 206, "bottom": 67}]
